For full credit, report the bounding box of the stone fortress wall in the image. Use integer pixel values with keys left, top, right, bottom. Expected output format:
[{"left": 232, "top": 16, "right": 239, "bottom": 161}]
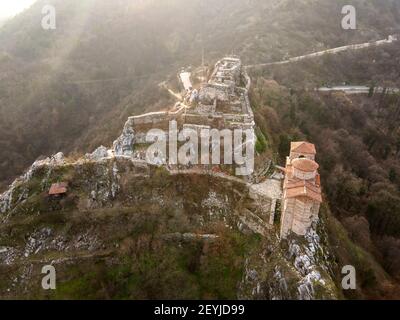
[{"left": 112, "top": 56, "right": 255, "bottom": 160}]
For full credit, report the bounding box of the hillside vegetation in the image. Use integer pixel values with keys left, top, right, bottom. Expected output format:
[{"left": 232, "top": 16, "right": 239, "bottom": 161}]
[
  {"left": 250, "top": 67, "right": 400, "bottom": 298},
  {"left": 0, "top": 157, "right": 341, "bottom": 299}
]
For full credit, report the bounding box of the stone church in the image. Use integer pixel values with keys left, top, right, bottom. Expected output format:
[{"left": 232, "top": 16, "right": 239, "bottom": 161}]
[{"left": 280, "top": 142, "right": 322, "bottom": 239}]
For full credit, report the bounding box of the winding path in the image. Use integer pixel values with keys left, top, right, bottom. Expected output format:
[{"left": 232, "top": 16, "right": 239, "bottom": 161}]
[
  {"left": 245, "top": 35, "right": 398, "bottom": 69},
  {"left": 316, "top": 86, "right": 399, "bottom": 94}
]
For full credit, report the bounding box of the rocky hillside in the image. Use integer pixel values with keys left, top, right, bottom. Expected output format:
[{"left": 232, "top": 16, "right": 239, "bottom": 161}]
[{"left": 0, "top": 150, "right": 339, "bottom": 299}]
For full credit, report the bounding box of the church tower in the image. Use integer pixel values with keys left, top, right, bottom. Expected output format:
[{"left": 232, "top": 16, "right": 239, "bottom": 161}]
[{"left": 280, "top": 142, "right": 322, "bottom": 239}]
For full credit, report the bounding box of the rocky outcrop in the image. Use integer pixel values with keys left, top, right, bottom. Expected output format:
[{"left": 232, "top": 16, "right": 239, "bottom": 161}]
[
  {"left": 238, "top": 218, "right": 339, "bottom": 300},
  {"left": 288, "top": 225, "right": 337, "bottom": 300},
  {"left": 85, "top": 161, "right": 121, "bottom": 208},
  {"left": 85, "top": 146, "right": 111, "bottom": 161},
  {"left": 0, "top": 152, "right": 65, "bottom": 217},
  {"left": 0, "top": 188, "right": 13, "bottom": 215},
  {"left": 113, "top": 118, "right": 135, "bottom": 156}
]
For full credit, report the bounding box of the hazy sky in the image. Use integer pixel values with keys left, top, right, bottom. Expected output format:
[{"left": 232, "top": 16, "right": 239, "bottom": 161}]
[{"left": 0, "top": 0, "right": 37, "bottom": 19}]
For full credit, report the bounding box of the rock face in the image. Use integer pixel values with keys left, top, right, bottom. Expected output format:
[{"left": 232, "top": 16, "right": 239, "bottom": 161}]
[
  {"left": 86, "top": 146, "right": 110, "bottom": 161},
  {"left": 288, "top": 226, "right": 337, "bottom": 300},
  {"left": 0, "top": 188, "right": 13, "bottom": 214},
  {"left": 84, "top": 161, "right": 121, "bottom": 208},
  {"left": 238, "top": 219, "right": 339, "bottom": 300},
  {"left": 0, "top": 152, "right": 65, "bottom": 216},
  {"left": 113, "top": 118, "right": 135, "bottom": 156}
]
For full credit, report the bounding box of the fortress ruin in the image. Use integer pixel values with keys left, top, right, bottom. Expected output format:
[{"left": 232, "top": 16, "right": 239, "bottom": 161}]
[
  {"left": 111, "top": 57, "right": 322, "bottom": 239},
  {"left": 113, "top": 56, "right": 255, "bottom": 174}
]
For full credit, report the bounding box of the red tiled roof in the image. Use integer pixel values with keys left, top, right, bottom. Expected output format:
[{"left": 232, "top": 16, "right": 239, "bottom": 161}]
[
  {"left": 49, "top": 182, "right": 68, "bottom": 195},
  {"left": 291, "top": 141, "right": 316, "bottom": 154},
  {"left": 285, "top": 179, "right": 318, "bottom": 190},
  {"left": 292, "top": 158, "right": 319, "bottom": 172},
  {"left": 284, "top": 178, "right": 321, "bottom": 193},
  {"left": 285, "top": 185, "right": 322, "bottom": 203},
  {"left": 283, "top": 142, "right": 322, "bottom": 203}
]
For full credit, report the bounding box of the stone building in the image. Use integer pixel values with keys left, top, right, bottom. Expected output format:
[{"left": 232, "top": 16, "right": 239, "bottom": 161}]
[
  {"left": 280, "top": 142, "right": 322, "bottom": 239},
  {"left": 112, "top": 56, "right": 255, "bottom": 174}
]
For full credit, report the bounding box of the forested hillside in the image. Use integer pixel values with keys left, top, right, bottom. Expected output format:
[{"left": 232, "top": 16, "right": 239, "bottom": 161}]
[{"left": 250, "top": 58, "right": 400, "bottom": 298}]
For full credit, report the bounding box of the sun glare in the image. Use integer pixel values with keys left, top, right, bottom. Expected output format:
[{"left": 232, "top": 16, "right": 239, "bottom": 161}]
[{"left": 0, "top": 0, "right": 37, "bottom": 19}]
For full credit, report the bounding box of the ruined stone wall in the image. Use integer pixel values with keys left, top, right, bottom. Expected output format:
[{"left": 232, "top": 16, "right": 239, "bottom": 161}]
[{"left": 114, "top": 56, "right": 255, "bottom": 172}]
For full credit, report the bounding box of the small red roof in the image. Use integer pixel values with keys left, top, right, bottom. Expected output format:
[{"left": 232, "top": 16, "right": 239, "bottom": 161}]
[
  {"left": 292, "top": 158, "right": 319, "bottom": 172},
  {"left": 49, "top": 182, "right": 68, "bottom": 195},
  {"left": 291, "top": 141, "right": 316, "bottom": 155}
]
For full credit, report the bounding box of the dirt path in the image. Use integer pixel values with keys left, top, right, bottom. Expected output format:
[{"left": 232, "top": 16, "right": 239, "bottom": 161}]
[{"left": 246, "top": 35, "right": 398, "bottom": 69}]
